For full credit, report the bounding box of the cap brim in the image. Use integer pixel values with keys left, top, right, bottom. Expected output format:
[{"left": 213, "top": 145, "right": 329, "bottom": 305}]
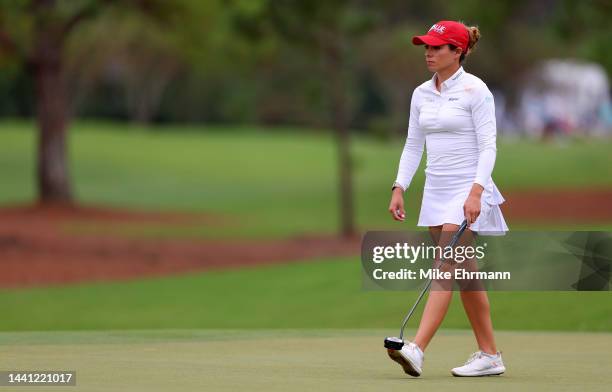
[{"left": 412, "top": 35, "right": 448, "bottom": 46}]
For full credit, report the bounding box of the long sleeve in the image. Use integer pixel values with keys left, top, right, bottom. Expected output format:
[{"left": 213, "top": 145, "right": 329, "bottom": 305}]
[
  {"left": 395, "top": 90, "right": 425, "bottom": 191},
  {"left": 471, "top": 85, "right": 497, "bottom": 187}
]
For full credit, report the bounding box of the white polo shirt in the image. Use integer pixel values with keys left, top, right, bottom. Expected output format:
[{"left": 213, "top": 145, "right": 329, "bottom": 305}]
[{"left": 395, "top": 66, "right": 497, "bottom": 191}]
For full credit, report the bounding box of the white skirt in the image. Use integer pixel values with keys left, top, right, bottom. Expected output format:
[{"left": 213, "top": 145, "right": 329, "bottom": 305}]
[{"left": 417, "top": 174, "right": 509, "bottom": 236}]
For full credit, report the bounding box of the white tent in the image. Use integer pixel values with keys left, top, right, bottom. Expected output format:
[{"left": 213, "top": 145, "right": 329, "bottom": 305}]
[{"left": 517, "top": 59, "right": 611, "bottom": 137}]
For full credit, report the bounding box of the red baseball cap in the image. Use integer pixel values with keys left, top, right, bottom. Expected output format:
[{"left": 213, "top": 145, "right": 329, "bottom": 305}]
[{"left": 412, "top": 21, "right": 469, "bottom": 53}]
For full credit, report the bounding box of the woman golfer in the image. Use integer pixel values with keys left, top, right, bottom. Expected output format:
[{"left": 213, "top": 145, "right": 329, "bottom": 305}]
[{"left": 388, "top": 20, "right": 509, "bottom": 377}]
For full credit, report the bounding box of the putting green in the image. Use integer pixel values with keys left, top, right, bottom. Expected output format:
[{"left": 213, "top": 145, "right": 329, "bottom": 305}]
[{"left": 0, "top": 329, "right": 610, "bottom": 391}]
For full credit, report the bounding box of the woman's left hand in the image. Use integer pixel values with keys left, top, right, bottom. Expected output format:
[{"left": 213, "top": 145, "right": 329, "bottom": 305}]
[
  {"left": 464, "top": 183, "right": 484, "bottom": 226},
  {"left": 463, "top": 195, "right": 481, "bottom": 226}
]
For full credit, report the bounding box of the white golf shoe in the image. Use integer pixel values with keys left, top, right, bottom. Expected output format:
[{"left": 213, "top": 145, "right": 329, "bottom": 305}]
[
  {"left": 451, "top": 351, "right": 506, "bottom": 377},
  {"left": 387, "top": 341, "right": 424, "bottom": 377}
]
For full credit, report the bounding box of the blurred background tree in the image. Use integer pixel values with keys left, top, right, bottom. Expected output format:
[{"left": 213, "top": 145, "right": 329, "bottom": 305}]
[
  {"left": 2, "top": 0, "right": 608, "bottom": 129},
  {"left": 0, "top": 0, "right": 610, "bottom": 235},
  {"left": 553, "top": 0, "right": 611, "bottom": 75},
  {"left": 254, "top": 0, "right": 380, "bottom": 237},
  {"left": 0, "top": 0, "right": 206, "bottom": 204}
]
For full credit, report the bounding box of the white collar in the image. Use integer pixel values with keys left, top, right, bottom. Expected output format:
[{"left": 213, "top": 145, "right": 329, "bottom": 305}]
[{"left": 430, "top": 66, "right": 464, "bottom": 91}]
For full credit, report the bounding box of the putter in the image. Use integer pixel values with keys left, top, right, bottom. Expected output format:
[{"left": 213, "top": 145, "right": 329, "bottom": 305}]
[{"left": 384, "top": 219, "right": 469, "bottom": 350}]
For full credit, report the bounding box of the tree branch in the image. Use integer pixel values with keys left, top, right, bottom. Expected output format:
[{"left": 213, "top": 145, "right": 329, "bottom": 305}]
[
  {"left": 60, "top": 0, "right": 163, "bottom": 39},
  {"left": 61, "top": 2, "right": 105, "bottom": 37}
]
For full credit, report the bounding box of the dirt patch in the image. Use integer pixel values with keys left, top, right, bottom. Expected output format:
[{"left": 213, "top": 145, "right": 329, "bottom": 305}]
[
  {"left": 0, "top": 204, "right": 361, "bottom": 288},
  {"left": 1, "top": 189, "right": 611, "bottom": 288},
  {"left": 0, "top": 204, "right": 224, "bottom": 224},
  {"left": 502, "top": 189, "right": 612, "bottom": 223}
]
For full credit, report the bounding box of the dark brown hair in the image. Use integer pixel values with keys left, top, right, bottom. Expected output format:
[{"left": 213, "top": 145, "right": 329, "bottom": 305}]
[{"left": 449, "top": 24, "right": 480, "bottom": 63}]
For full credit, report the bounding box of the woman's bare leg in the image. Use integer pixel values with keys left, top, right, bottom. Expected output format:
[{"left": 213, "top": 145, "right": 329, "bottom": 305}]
[
  {"left": 456, "top": 229, "right": 498, "bottom": 355},
  {"left": 460, "top": 290, "right": 498, "bottom": 354},
  {"left": 412, "top": 223, "right": 458, "bottom": 352},
  {"left": 411, "top": 223, "right": 499, "bottom": 355}
]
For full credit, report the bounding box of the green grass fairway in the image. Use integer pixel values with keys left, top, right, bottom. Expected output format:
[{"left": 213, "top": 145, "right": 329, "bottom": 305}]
[
  {"left": 1, "top": 121, "right": 611, "bottom": 237},
  {"left": 0, "top": 329, "right": 610, "bottom": 391},
  {"left": 1, "top": 258, "right": 610, "bottom": 331},
  {"left": 0, "top": 122, "right": 610, "bottom": 335}
]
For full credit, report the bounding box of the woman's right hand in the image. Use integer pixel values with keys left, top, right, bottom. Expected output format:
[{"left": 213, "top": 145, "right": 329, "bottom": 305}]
[{"left": 388, "top": 188, "right": 406, "bottom": 221}]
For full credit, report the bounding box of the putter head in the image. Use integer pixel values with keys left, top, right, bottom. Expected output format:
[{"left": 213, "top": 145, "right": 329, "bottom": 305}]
[{"left": 384, "top": 336, "right": 404, "bottom": 350}]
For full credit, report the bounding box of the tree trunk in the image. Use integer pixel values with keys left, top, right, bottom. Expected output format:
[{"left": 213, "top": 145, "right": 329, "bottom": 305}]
[
  {"left": 324, "top": 37, "right": 355, "bottom": 238},
  {"left": 33, "top": 20, "right": 73, "bottom": 205},
  {"left": 333, "top": 96, "right": 355, "bottom": 238}
]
